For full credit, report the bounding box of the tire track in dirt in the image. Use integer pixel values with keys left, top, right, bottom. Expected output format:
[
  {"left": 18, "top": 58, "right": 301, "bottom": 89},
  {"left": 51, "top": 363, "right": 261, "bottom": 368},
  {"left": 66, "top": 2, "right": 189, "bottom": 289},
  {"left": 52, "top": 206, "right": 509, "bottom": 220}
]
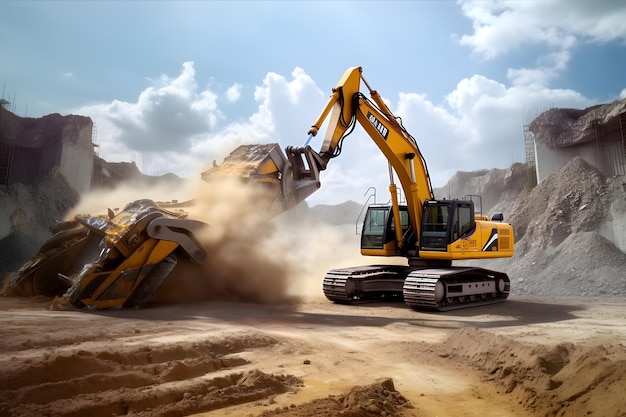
[
  {"left": 1, "top": 297, "right": 625, "bottom": 417},
  {"left": 0, "top": 333, "right": 302, "bottom": 417}
]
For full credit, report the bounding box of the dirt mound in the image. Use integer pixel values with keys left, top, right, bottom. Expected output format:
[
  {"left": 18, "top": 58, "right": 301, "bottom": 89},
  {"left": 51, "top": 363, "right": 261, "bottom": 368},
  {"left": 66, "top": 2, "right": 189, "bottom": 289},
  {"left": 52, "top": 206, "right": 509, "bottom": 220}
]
[
  {"left": 441, "top": 327, "right": 626, "bottom": 417},
  {"left": 0, "top": 331, "right": 301, "bottom": 417},
  {"left": 259, "top": 378, "right": 413, "bottom": 417}
]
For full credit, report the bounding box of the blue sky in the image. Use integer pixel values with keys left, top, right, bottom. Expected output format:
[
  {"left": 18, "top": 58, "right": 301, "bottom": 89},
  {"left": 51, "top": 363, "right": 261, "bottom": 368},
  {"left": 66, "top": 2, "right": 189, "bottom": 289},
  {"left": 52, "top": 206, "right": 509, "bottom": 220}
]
[{"left": 2, "top": 1, "right": 625, "bottom": 205}]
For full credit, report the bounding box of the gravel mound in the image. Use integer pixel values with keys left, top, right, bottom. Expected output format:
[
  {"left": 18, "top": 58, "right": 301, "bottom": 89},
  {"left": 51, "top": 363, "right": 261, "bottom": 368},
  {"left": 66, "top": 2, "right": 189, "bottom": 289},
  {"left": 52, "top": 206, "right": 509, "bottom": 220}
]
[{"left": 468, "top": 157, "right": 626, "bottom": 297}]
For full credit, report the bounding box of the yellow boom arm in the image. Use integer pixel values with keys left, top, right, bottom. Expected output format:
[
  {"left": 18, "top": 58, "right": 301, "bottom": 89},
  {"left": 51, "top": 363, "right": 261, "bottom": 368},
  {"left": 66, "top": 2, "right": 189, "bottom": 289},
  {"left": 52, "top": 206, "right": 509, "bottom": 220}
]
[{"left": 307, "top": 66, "right": 434, "bottom": 252}]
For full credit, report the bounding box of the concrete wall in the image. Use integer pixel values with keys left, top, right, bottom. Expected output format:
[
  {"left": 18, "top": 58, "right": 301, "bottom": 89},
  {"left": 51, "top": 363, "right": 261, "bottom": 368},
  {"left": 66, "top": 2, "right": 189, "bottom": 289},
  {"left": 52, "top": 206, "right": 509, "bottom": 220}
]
[
  {"left": 534, "top": 138, "right": 623, "bottom": 182},
  {"left": 0, "top": 108, "right": 94, "bottom": 193},
  {"left": 59, "top": 118, "right": 94, "bottom": 194},
  {"left": 531, "top": 100, "right": 625, "bottom": 183}
]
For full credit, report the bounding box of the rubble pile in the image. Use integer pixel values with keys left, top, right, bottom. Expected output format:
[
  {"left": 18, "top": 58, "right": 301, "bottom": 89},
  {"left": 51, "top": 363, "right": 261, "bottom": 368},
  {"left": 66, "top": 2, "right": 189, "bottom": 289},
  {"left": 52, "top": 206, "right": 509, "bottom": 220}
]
[
  {"left": 468, "top": 157, "right": 626, "bottom": 297},
  {"left": 433, "top": 162, "right": 534, "bottom": 215},
  {"left": 530, "top": 98, "right": 626, "bottom": 147}
]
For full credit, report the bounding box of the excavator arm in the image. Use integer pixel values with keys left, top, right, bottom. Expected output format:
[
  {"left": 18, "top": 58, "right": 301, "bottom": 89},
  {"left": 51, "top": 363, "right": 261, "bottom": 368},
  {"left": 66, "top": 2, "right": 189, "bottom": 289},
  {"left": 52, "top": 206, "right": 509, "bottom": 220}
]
[{"left": 304, "top": 67, "right": 435, "bottom": 250}]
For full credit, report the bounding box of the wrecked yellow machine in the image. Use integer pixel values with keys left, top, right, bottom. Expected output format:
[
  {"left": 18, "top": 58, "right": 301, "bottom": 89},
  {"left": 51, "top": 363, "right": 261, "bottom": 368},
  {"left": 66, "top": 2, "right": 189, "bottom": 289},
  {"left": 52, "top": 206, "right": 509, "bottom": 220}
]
[
  {"left": 6, "top": 143, "right": 322, "bottom": 309},
  {"left": 7, "top": 66, "right": 514, "bottom": 311}
]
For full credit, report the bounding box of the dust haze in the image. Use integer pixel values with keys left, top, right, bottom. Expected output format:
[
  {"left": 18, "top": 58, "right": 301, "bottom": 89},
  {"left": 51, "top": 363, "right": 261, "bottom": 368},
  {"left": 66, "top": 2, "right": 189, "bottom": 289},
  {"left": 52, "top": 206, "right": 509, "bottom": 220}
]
[{"left": 68, "top": 177, "right": 371, "bottom": 305}]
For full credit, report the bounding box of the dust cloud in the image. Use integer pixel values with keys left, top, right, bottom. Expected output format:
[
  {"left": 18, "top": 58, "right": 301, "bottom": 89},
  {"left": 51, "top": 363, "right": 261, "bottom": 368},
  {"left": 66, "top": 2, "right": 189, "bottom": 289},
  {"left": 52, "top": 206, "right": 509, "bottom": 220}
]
[
  {"left": 175, "top": 178, "right": 383, "bottom": 303},
  {"left": 67, "top": 177, "right": 372, "bottom": 306},
  {"left": 178, "top": 178, "right": 293, "bottom": 304},
  {"left": 271, "top": 220, "right": 365, "bottom": 300},
  {"left": 66, "top": 179, "right": 203, "bottom": 219}
]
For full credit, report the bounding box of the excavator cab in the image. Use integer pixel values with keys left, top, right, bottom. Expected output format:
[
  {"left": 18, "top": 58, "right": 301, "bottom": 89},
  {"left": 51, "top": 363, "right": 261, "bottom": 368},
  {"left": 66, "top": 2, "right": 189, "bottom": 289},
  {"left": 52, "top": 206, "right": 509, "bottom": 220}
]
[
  {"left": 420, "top": 200, "right": 475, "bottom": 251},
  {"left": 360, "top": 200, "right": 476, "bottom": 257},
  {"left": 360, "top": 204, "right": 412, "bottom": 256}
]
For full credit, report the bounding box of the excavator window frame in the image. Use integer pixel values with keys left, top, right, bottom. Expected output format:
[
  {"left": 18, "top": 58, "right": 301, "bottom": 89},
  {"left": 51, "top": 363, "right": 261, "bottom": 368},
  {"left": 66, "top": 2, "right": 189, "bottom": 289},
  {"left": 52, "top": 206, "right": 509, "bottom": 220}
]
[
  {"left": 361, "top": 206, "right": 386, "bottom": 249},
  {"left": 361, "top": 204, "right": 410, "bottom": 250},
  {"left": 420, "top": 200, "right": 476, "bottom": 251},
  {"left": 455, "top": 203, "right": 474, "bottom": 239}
]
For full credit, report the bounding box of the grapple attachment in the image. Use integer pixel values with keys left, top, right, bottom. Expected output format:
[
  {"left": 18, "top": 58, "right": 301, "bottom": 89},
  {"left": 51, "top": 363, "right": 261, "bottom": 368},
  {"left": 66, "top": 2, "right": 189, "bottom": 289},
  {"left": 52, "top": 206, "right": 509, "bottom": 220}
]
[{"left": 201, "top": 143, "right": 328, "bottom": 215}]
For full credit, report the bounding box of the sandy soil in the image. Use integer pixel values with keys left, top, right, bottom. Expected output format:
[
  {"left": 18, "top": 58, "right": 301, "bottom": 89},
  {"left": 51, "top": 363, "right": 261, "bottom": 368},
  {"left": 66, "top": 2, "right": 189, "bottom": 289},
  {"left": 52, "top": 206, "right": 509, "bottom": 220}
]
[{"left": 1, "top": 294, "right": 624, "bottom": 417}]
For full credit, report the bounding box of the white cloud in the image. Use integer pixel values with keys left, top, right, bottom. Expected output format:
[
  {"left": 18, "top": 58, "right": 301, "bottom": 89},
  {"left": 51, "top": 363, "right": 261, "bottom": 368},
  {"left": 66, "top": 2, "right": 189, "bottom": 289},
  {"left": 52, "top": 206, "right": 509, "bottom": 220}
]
[
  {"left": 252, "top": 67, "right": 325, "bottom": 145},
  {"left": 81, "top": 61, "right": 220, "bottom": 154},
  {"left": 620, "top": 89, "right": 626, "bottom": 100},
  {"left": 77, "top": 64, "right": 326, "bottom": 179},
  {"left": 225, "top": 84, "right": 241, "bottom": 103},
  {"left": 433, "top": 74, "right": 591, "bottom": 175},
  {"left": 458, "top": 0, "right": 626, "bottom": 92},
  {"left": 507, "top": 49, "right": 573, "bottom": 89},
  {"left": 76, "top": 64, "right": 596, "bottom": 205},
  {"left": 459, "top": 0, "right": 626, "bottom": 59},
  {"left": 77, "top": 62, "right": 225, "bottom": 176}
]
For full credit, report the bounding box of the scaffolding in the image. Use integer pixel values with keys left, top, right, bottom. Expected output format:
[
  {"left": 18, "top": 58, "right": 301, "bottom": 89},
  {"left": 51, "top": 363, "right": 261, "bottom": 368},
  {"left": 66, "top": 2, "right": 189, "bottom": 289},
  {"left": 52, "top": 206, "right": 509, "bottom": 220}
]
[
  {"left": 523, "top": 123, "right": 537, "bottom": 188},
  {"left": 621, "top": 112, "right": 626, "bottom": 160},
  {"left": 0, "top": 102, "right": 15, "bottom": 186},
  {"left": 90, "top": 122, "right": 102, "bottom": 189},
  {"left": 594, "top": 111, "right": 626, "bottom": 177}
]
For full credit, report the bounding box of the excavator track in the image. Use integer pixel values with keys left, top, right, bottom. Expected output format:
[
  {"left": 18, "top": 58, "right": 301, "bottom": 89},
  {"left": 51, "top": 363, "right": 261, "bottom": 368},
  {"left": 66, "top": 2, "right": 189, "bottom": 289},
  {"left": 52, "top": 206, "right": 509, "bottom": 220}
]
[
  {"left": 123, "top": 254, "right": 178, "bottom": 308},
  {"left": 403, "top": 267, "right": 510, "bottom": 311},
  {"left": 323, "top": 265, "right": 510, "bottom": 311},
  {"left": 323, "top": 265, "right": 407, "bottom": 302}
]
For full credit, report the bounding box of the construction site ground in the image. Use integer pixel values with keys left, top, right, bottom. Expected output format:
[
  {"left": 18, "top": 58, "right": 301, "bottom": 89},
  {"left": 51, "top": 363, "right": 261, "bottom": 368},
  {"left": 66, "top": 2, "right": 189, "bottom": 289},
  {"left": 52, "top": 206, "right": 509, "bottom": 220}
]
[
  {"left": 1, "top": 152, "right": 625, "bottom": 417},
  {"left": 1, "top": 294, "right": 625, "bottom": 417}
]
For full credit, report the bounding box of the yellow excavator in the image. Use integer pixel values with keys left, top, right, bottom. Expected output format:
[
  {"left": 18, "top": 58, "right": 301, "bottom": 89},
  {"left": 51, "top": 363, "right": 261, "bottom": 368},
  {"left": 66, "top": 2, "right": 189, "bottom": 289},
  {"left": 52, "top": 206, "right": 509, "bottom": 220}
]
[{"left": 5, "top": 66, "right": 513, "bottom": 310}]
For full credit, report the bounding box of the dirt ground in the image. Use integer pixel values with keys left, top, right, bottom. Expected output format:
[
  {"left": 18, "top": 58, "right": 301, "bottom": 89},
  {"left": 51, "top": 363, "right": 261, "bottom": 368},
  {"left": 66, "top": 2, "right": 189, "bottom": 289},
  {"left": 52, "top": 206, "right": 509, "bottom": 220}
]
[{"left": 1, "top": 294, "right": 624, "bottom": 417}]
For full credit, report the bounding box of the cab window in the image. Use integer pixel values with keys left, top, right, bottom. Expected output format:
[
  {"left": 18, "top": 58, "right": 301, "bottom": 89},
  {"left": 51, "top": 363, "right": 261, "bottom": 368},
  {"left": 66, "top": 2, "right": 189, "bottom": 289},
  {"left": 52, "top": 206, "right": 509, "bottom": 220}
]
[{"left": 458, "top": 205, "right": 472, "bottom": 236}]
